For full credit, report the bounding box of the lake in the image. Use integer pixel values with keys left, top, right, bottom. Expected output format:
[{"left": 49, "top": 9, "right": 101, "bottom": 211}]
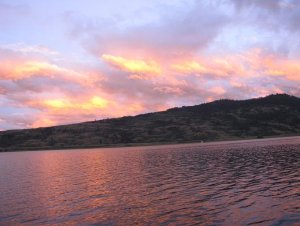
[{"left": 0, "top": 137, "right": 300, "bottom": 225}]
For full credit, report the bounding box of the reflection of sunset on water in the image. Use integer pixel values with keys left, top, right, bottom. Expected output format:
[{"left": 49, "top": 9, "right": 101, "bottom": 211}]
[{"left": 0, "top": 137, "right": 299, "bottom": 225}]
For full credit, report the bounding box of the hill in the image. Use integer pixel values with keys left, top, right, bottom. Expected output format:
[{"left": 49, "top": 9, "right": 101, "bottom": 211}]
[{"left": 0, "top": 93, "right": 300, "bottom": 151}]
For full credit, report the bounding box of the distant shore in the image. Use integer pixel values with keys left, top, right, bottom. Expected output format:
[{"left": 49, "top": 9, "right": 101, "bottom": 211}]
[{"left": 1, "top": 134, "right": 300, "bottom": 153}]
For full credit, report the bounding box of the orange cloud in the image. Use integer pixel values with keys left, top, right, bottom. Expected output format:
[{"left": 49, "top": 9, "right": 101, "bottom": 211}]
[
  {"left": 0, "top": 59, "right": 104, "bottom": 89},
  {"left": 171, "top": 49, "right": 300, "bottom": 81},
  {"left": 44, "top": 99, "right": 68, "bottom": 108},
  {"left": 241, "top": 49, "right": 300, "bottom": 81},
  {"left": 13, "top": 62, "right": 59, "bottom": 76},
  {"left": 28, "top": 96, "right": 112, "bottom": 128},
  {"left": 0, "top": 61, "right": 63, "bottom": 80},
  {"left": 39, "top": 95, "right": 145, "bottom": 116},
  {"left": 43, "top": 96, "right": 109, "bottom": 111},
  {"left": 29, "top": 96, "right": 149, "bottom": 128},
  {"left": 263, "top": 59, "right": 300, "bottom": 81},
  {"left": 102, "top": 54, "right": 161, "bottom": 75},
  {"left": 172, "top": 61, "right": 207, "bottom": 74},
  {"left": 31, "top": 118, "right": 56, "bottom": 128},
  {"left": 171, "top": 57, "right": 246, "bottom": 77}
]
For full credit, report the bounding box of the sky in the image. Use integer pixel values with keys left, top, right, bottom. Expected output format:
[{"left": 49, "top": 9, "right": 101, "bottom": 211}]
[{"left": 0, "top": 0, "right": 300, "bottom": 130}]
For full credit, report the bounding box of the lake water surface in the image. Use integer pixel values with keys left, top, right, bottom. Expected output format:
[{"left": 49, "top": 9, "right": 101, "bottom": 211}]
[{"left": 0, "top": 137, "right": 300, "bottom": 225}]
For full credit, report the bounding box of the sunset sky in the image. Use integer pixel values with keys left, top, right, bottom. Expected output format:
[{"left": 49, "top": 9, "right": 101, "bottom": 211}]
[{"left": 1, "top": 0, "right": 300, "bottom": 130}]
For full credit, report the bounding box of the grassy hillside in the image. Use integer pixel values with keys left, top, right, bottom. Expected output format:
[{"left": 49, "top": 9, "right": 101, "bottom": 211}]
[{"left": 1, "top": 94, "right": 300, "bottom": 151}]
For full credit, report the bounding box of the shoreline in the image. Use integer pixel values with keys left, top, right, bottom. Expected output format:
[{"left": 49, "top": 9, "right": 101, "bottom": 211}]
[{"left": 1, "top": 134, "right": 300, "bottom": 153}]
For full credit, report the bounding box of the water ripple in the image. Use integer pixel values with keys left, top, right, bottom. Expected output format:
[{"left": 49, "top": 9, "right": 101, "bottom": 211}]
[{"left": 0, "top": 137, "right": 300, "bottom": 225}]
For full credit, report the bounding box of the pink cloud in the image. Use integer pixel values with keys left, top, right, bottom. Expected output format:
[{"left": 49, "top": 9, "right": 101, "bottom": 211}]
[{"left": 1, "top": 44, "right": 300, "bottom": 130}]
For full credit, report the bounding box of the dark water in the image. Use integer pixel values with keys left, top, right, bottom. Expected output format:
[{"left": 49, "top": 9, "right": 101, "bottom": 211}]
[{"left": 0, "top": 137, "right": 300, "bottom": 226}]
